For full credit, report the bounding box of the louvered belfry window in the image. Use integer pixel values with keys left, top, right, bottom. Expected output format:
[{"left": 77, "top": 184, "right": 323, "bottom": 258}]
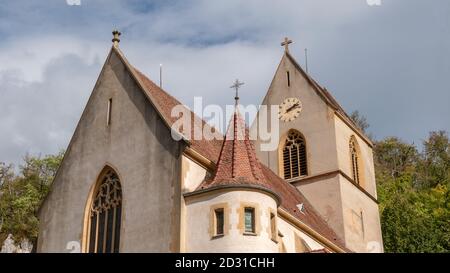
[
  {"left": 283, "top": 130, "right": 307, "bottom": 179},
  {"left": 349, "top": 137, "right": 361, "bottom": 185},
  {"left": 88, "top": 168, "right": 122, "bottom": 253}
]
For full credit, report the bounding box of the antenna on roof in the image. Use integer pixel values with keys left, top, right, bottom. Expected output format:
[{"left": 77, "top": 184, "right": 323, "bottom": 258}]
[
  {"left": 159, "top": 64, "right": 163, "bottom": 88},
  {"left": 304, "top": 48, "right": 309, "bottom": 73}
]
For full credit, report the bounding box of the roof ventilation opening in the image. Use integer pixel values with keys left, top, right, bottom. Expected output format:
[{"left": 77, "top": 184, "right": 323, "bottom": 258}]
[{"left": 296, "top": 203, "right": 306, "bottom": 215}]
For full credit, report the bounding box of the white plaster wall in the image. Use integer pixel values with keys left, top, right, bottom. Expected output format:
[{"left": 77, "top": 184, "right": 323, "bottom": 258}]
[{"left": 184, "top": 190, "right": 278, "bottom": 253}]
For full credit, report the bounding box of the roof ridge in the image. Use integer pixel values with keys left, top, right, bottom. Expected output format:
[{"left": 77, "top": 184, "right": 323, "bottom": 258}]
[{"left": 284, "top": 52, "right": 372, "bottom": 146}]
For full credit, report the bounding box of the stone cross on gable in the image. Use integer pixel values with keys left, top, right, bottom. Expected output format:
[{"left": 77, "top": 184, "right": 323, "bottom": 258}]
[
  {"left": 281, "top": 37, "right": 293, "bottom": 52},
  {"left": 230, "top": 79, "right": 244, "bottom": 104}
]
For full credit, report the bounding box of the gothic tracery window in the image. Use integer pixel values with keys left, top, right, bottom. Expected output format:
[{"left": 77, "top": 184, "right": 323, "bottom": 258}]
[
  {"left": 282, "top": 130, "right": 307, "bottom": 179},
  {"left": 349, "top": 136, "right": 361, "bottom": 185},
  {"left": 88, "top": 168, "right": 122, "bottom": 253}
]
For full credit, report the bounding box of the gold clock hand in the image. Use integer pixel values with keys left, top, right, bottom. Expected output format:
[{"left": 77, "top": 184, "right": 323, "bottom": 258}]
[{"left": 286, "top": 103, "right": 300, "bottom": 113}]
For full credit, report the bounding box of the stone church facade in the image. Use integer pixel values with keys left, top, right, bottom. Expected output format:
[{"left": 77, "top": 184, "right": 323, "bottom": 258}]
[{"left": 37, "top": 32, "right": 383, "bottom": 253}]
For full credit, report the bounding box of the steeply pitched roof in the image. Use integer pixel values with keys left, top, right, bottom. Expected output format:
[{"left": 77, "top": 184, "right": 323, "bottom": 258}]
[
  {"left": 131, "top": 65, "right": 223, "bottom": 162},
  {"left": 284, "top": 52, "right": 373, "bottom": 147},
  {"left": 199, "top": 107, "right": 268, "bottom": 190},
  {"left": 118, "top": 47, "right": 347, "bottom": 251}
]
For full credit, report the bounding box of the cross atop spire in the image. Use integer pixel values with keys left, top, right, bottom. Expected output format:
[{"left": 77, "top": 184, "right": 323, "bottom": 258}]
[
  {"left": 281, "top": 37, "right": 293, "bottom": 53},
  {"left": 230, "top": 79, "right": 244, "bottom": 104},
  {"left": 112, "top": 29, "right": 121, "bottom": 47}
]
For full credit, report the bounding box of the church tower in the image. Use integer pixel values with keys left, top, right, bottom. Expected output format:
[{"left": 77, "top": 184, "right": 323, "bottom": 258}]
[{"left": 251, "top": 38, "right": 383, "bottom": 252}]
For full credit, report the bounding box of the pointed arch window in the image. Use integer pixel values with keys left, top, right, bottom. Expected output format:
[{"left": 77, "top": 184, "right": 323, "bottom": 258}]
[
  {"left": 349, "top": 136, "right": 361, "bottom": 185},
  {"left": 282, "top": 130, "right": 307, "bottom": 179},
  {"left": 88, "top": 168, "right": 122, "bottom": 253}
]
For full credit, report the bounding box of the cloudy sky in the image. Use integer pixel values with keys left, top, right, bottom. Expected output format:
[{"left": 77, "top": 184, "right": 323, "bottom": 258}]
[{"left": 1, "top": 0, "right": 449, "bottom": 166}]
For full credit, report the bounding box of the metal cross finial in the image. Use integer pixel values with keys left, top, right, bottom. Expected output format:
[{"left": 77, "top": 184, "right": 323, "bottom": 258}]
[
  {"left": 112, "top": 29, "right": 121, "bottom": 47},
  {"left": 230, "top": 79, "right": 244, "bottom": 104},
  {"left": 281, "top": 37, "right": 293, "bottom": 52}
]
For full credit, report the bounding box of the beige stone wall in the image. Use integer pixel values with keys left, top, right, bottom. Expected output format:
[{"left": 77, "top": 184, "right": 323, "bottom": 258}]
[
  {"left": 252, "top": 52, "right": 383, "bottom": 253},
  {"left": 252, "top": 54, "right": 338, "bottom": 178},
  {"left": 181, "top": 155, "right": 207, "bottom": 193},
  {"left": 338, "top": 174, "right": 383, "bottom": 253},
  {"left": 293, "top": 175, "right": 345, "bottom": 240},
  {"left": 184, "top": 189, "right": 278, "bottom": 253},
  {"left": 277, "top": 217, "right": 326, "bottom": 252},
  {"left": 334, "top": 116, "right": 377, "bottom": 197},
  {"left": 37, "top": 49, "right": 184, "bottom": 253}
]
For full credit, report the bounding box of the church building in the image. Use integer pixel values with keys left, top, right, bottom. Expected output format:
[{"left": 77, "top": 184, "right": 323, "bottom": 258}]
[{"left": 37, "top": 31, "right": 383, "bottom": 253}]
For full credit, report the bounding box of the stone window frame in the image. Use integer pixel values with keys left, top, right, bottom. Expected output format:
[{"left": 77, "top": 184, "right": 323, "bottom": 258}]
[
  {"left": 209, "top": 203, "right": 230, "bottom": 239},
  {"left": 84, "top": 166, "right": 122, "bottom": 253},
  {"left": 237, "top": 202, "right": 261, "bottom": 236},
  {"left": 267, "top": 208, "right": 278, "bottom": 243},
  {"left": 278, "top": 129, "right": 309, "bottom": 180},
  {"left": 349, "top": 135, "right": 365, "bottom": 188}
]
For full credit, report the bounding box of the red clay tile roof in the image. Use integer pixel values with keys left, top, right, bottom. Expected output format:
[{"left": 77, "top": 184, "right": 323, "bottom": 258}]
[
  {"left": 121, "top": 48, "right": 347, "bottom": 251},
  {"left": 261, "top": 165, "right": 346, "bottom": 249},
  {"left": 132, "top": 67, "right": 223, "bottom": 162},
  {"left": 199, "top": 108, "right": 267, "bottom": 189}
]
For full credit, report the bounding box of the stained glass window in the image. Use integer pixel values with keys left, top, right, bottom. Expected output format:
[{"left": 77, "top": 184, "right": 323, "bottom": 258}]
[{"left": 88, "top": 168, "right": 122, "bottom": 253}]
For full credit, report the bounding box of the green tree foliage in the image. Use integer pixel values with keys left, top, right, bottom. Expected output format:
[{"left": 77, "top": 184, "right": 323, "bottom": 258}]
[
  {"left": 376, "top": 132, "right": 450, "bottom": 253},
  {"left": 350, "top": 110, "right": 370, "bottom": 134},
  {"left": 0, "top": 151, "right": 64, "bottom": 245},
  {"left": 417, "top": 131, "right": 450, "bottom": 189}
]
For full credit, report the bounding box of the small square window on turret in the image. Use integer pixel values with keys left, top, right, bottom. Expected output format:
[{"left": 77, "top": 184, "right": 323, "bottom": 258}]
[{"left": 244, "top": 207, "right": 255, "bottom": 233}]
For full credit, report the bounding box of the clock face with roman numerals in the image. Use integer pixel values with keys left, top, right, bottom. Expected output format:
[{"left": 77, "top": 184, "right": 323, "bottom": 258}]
[{"left": 279, "top": 97, "right": 302, "bottom": 122}]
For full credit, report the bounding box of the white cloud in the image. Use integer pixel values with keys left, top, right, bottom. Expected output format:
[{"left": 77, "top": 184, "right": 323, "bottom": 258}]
[
  {"left": 0, "top": 36, "right": 104, "bottom": 82},
  {"left": 0, "top": 0, "right": 449, "bottom": 165},
  {"left": 0, "top": 53, "right": 100, "bottom": 165}
]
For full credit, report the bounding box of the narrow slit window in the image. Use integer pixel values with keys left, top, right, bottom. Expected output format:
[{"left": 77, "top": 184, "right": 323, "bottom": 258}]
[
  {"left": 107, "top": 98, "right": 112, "bottom": 126},
  {"left": 287, "top": 71, "right": 291, "bottom": 87},
  {"left": 215, "top": 208, "right": 224, "bottom": 236},
  {"left": 244, "top": 207, "right": 255, "bottom": 233},
  {"left": 349, "top": 136, "right": 361, "bottom": 185}
]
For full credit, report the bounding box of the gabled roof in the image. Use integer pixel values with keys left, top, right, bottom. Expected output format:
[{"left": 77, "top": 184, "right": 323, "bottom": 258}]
[
  {"left": 113, "top": 47, "right": 348, "bottom": 252},
  {"left": 284, "top": 52, "right": 373, "bottom": 147},
  {"left": 129, "top": 62, "right": 223, "bottom": 162}
]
